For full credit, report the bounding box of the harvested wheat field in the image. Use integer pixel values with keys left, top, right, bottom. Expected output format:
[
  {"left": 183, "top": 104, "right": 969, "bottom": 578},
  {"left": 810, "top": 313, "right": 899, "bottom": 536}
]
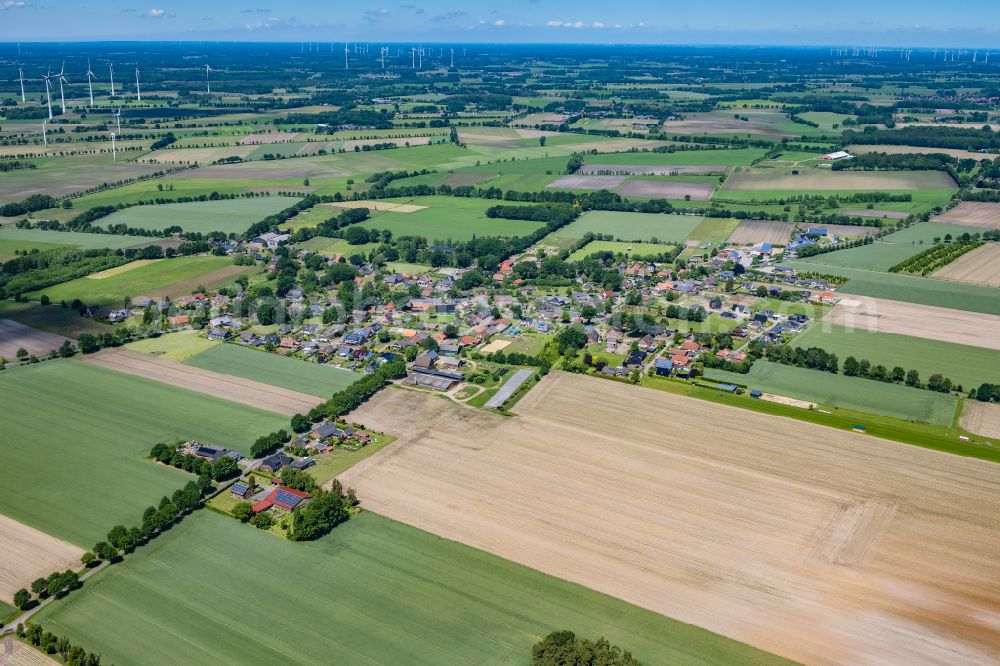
[
  {"left": 838, "top": 210, "right": 908, "bottom": 220},
  {"left": 933, "top": 243, "right": 1000, "bottom": 286},
  {"left": 727, "top": 220, "right": 794, "bottom": 245},
  {"left": 0, "top": 319, "right": 71, "bottom": 361},
  {"left": 0, "top": 638, "right": 59, "bottom": 665},
  {"left": 324, "top": 200, "right": 425, "bottom": 213},
  {"left": 960, "top": 401, "right": 1000, "bottom": 439},
  {"left": 825, "top": 296, "right": 1000, "bottom": 350},
  {"left": 86, "top": 259, "right": 162, "bottom": 280},
  {"left": 0, "top": 514, "right": 83, "bottom": 603},
  {"left": 617, "top": 179, "right": 715, "bottom": 200},
  {"left": 579, "top": 164, "right": 732, "bottom": 175},
  {"left": 546, "top": 174, "right": 625, "bottom": 190},
  {"left": 80, "top": 348, "right": 321, "bottom": 415},
  {"left": 934, "top": 202, "right": 1000, "bottom": 230},
  {"left": 341, "top": 372, "right": 1000, "bottom": 666},
  {"left": 238, "top": 132, "right": 298, "bottom": 144}
]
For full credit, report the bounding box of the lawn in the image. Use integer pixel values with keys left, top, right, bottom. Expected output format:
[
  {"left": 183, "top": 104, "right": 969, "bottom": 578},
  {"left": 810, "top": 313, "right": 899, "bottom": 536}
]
[
  {"left": 555, "top": 211, "right": 702, "bottom": 243},
  {"left": 703, "top": 360, "right": 958, "bottom": 426},
  {"left": 0, "top": 360, "right": 288, "bottom": 547},
  {"left": 793, "top": 324, "right": 1000, "bottom": 388},
  {"left": 307, "top": 434, "right": 396, "bottom": 486},
  {"left": 568, "top": 240, "right": 675, "bottom": 261},
  {"left": 26, "top": 255, "right": 251, "bottom": 307},
  {"left": 356, "top": 195, "right": 545, "bottom": 242},
  {"left": 787, "top": 261, "right": 1000, "bottom": 315},
  {"left": 96, "top": 197, "right": 299, "bottom": 235},
  {"left": 36, "top": 511, "right": 787, "bottom": 666},
  {"left": 0, "top": 227, "right": 163, "bottom": 251},
  {"left": 183, "top": 343, "right": 359, "bottom": 398}
]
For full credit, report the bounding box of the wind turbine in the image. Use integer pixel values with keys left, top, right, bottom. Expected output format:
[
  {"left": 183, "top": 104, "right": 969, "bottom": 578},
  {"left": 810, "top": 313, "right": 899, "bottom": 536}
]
[
  {"left": 108, "top": 63, "right": 116, "bottom": 97},
  {"left": 110, "top": 132, "right": 117, "bottom": 162},
  {"left": 41, "top": 120, "right": 47, "bottom": 147},
  {"left": 134, "top": 65, "right": 141, "bottom": 102},
  {"left": 57, "top": 63, "right": 68, "bottom": 114},
  {"left": 205, "top": 64, "right": 212, "bottom": 94},
  {"left": 344, "top": 42, "right": 349, "bottom": 69},
  {"left": 113, "top": 107, "right": 122, "bottom": 133},
  {"left": 380, "top": 46, "right": 386, "bottom": 69},
  {"left": 42, "top": 69, "right": 54, "bottom": 120},
  {"left": 411, "top": 47, "right": 416, "bottom": 68},
  {"left": 85, "top": 59, "right": 97, "bottom": 106},
  {"left": 18, "top": 64, "right": 25, "bottom": 102},
  {"left": 450, "top": 48, "right": 455, "bottom": 68}
]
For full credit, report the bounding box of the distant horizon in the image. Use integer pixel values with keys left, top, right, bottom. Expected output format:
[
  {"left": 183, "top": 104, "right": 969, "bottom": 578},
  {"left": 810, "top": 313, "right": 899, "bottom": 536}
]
[{"left": 1, "top": 0, "right": 999, "bottom": 49}]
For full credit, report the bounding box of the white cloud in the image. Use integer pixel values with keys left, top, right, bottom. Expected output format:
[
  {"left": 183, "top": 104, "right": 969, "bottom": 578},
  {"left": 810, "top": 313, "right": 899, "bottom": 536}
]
[
  {"left": 592, "top": 21, "right": 605, "bottom": 28},
  {"left": 493, "top": 19, "right": 505, "bottom": 26},
  {"left": 147, "top": 8, "right": 165, "bottom": 17},
  {"left": 546, "top": 20, "right": 562, "bottom": 27},
  {"left": 245, "top": 15, "right": 280, "bottom": 30},
  {"left": 1, "top": 1, "right": 27, "bottom": 9}
]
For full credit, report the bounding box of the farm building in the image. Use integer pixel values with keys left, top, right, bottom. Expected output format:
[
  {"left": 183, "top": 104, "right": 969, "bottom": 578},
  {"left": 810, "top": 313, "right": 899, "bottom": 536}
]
[
  {"left": 252, "top": 487, "right": 312, "bottom": 513},
  {"left": 821, "top": 151, "right": 851, "bottom": 160},
  {"left": 259, "top": 452, "right": 294, "bottom": 473},
  {"left": 230, "top": 482, "right": 254, "bottom": 500}
]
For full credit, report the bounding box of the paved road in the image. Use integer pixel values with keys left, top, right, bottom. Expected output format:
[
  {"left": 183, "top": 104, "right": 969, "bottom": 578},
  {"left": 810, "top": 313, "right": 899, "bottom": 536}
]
[{"left": 485, "top": 369, "right": 533, "bottom": 408}]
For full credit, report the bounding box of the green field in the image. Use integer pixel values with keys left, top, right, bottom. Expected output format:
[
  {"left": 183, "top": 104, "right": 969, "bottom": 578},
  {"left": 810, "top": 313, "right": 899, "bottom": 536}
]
[
  {"left": 581, "top": 148, "right": 767, "bottom": 167},
  {"left": 0, "top": 360, "right": 288, "bottom": 547},
  {"left": 0, "top": 300, "right": 119, "bottom": 338},
  {"left": 97, "top": 197, "right": 299, "bottom": 235},
  {"left": 183, "top": 343, "right": 359, "bottom": 398},
  {"left": 37, "top": 510, "right": 787, "bottom": 666},
  {"left": 356, "top": 195, "right": 544, "bottom": 242},
  {"left": 788, "top": 260, "right": 1000, "bottom": 315},
  {"left": 793, "top": 324, "right": 1000, "bottom": 388},
  {"left": 704, "top": 360, "right": 958, "bottom": 425},
  {"left": 556, "top": 211, "right": 702, "bottom": 243},
  {"left": 126, "top": 330, "right": 221, "bottom": 362},
  {"left": 26, "top": 255, "right": 250, "bottom": 307},
  {"left": 0, "top": 227, "right": 163, "bottom": 252},
  {"left": 568, "top": 240, "right": 674, "bottom": 261},
  {"left": 798, "top": 222, "right": 985, "bottom": 272}
]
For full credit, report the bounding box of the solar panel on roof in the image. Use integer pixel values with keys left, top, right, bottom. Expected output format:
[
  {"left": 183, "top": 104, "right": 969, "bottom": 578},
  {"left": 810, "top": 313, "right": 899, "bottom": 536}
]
[{"left": 274, "top": 489, "right": 303, "bottom": 506}]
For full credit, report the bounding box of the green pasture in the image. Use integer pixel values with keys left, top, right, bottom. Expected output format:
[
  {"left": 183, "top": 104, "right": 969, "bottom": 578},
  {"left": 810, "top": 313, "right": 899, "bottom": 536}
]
[
  {"left": 787, "top": 261, "right": 1000, "bottom": 315},
  {"left": 27, "top": 255, "right": 250, "bottom": 307},
  {"left": 357, "top": 195, "right": 545, "bottom": 242},
  {"left": 556, "top": 211, "right": 702, "bottom": 243},
  {"left": 96, "top": 197, "right": 299, "bottom": 235},
  {"left": 703, "top": 360, "right": 958, "bottom": 426},
  {"left": 568, "top": 240, "right": 675, "bottom": 261},
  {"left": 37, "top": 511, "right": 787, "bottom": 666},
  {"left": 183, "top": 343, "right": 359, "bottom": 398},
  {"left": 0, "top": 360, "right": 287, "bottom": 547},
  {"left": 582, "top": 148, "right": 768, "bottom": 167},
  {"left": 0, "top": 227, "right": 163, "bottom": 251},
  {"left": 793, "top": 324, "right": 1000, "bottom": 388},
  {"left": 0, "top": 300, "right": 119, "bottom": 338},
  {"left": 126, "top": 330, "right": 220, "bottom": 362}
]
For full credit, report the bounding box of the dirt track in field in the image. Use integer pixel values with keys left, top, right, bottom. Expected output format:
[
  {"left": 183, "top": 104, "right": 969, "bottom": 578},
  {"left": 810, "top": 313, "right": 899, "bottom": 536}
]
[
  {"left": 824, "top": 296, "right": 1000, "bottom": 350},
  {"left": 0, "top": 319, "right": 71, "bottom": 361},
  {"left": 0, "top": 514, "right": 84, "bottom": 603},
  {"left": 80, "top": 348, "right": 322, "bottom": 415},
  {"left": 341, "top": 373, "right": 1000, "bottom": 666},
  {"left": 934, "top": 202, "right": 1000, "bottom": 230},
  {"left": 960, "top": 401, "right": 1000, "bottom": 439},
  {"left": 932, "top": 243, "right": 1000, "bottom": 286}
]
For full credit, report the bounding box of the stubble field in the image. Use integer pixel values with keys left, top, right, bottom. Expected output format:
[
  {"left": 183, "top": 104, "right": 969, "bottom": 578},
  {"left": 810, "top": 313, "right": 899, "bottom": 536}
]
[
  {"left": 0, "top": 514, "right": 84, "bottom": 603},
  {"left": 340, "top": 373, "right": 1000, "bottom": 666},
  {"left": 934, "top": 202, "right": 1000, "bottom": 229},
  {"left": 0, "top": 318, "right": 72, "bottom": 361},
  {"left": 726, "top": 220, "right": 794, "bottom": 245},
  {"left": 932, "top": 242, "right": 1000, "bottom": 286}
]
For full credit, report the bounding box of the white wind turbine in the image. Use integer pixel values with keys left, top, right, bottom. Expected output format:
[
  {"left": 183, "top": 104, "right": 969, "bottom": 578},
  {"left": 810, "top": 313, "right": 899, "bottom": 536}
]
[
  {"left": 113, "top": 107, "right": 122, "bottom": 133},
  {"left": 18, "top": 64, "right": 26, "bottom": 102},
  {"left": 411, "top": 46, "right": 416, "bottom": 68},
  {"left": 108, "top": 63, "right": 116, "bottom": 97},
  {"left": 450, "top": 48, "right": 455, "bottom": 68},
  {"left": 134, "top": 65, "right": 141, "bottom": 101},
  {"left": 42, "top": 120, "right": 48, "bottom": 147},
  {"left": 85, "top": 59, "right": 97, "bottom": 106},
  {"left": 42, "top": 68, "right": 54, "bottom": 120},
  {"left": 110, "top": 132, "right": 117, "bottom": 162},
  {"left": 57, "top": 63, "right": 68, "bottom": 114},
  {"left": 205, "top": 64, "right": 212, "bottom": 94},
  {"left": 344, "top": 42, "right": 349, "bottom": 69}
]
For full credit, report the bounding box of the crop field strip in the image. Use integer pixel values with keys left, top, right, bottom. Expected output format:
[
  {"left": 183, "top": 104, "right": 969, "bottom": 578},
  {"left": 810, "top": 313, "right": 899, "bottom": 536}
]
[
  {"left": 555, "top": 210, "right": 703, "bottom": 243},
  {"left": 34, "top": 511, "right": 784, "bottom": 666},
  {"left": 960, "top": 402, "right": 1000, "bottom": 439},
  {"left": 0, "top": 318, "right": 72, "bottom": 360},
  {"left": 723, "top": 168, "right": 956, "bottom": 191},
  {"left": 0, "top": 638, "right": 59, "bottom": 665},
  {"left": 341, "top": 373, "right": 1000, "bottom": 666},
  {"left": 931, "top": 242, "right": 1000, "bottom": 286},
  {"left": 94, "top": 197, "right": 300, "bottom": 236},
  {"left": 934, "top": 201, "right": 1000, "bottom": 229},
  {"left": 82, "top": 348, "right": 324, "bottom": 415},
  {"left": 0, "top": 514, "right": 84, "bottom": 603},
  {"left": 726, "top": 220, "right": 794, "bottom": 245},
  {"left": 0, "top": 360, "right": 287, "bottom": 546}
]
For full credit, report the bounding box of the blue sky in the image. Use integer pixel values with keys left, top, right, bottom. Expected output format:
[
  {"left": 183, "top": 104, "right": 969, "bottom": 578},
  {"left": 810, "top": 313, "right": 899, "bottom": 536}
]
[{"left": 2, "top": 0, "right": 999, "bottom": 47}]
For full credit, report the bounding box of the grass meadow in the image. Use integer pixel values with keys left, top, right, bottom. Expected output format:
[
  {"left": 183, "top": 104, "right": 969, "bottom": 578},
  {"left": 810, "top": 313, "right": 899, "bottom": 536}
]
[
  {"left": 36, "top": 510, "right": 788, "bottom": 666},
  {"left": 793, "top": 324, "right": 1000, "bottom": 388},
  {"left": 0, "top": 227, "right": 163, "bottom": 252},
  {"left": 96, "top": 197, "right": 300, "bottom": 235},
  {"left": 568, "top": 240, "right": 675, "bottom": 260},
  {"left": 556, "top": 211, "right": 702, "bottom": 243},
  {"left": 27, "top": 255, "right": 251, "bottom": 307},
  {"left": 183, "top": 343, "right": 359, "bottom": 398},
  {"left": 356, "top": 195, "right": 545, "bottom": 242},
  {"left": 0, "top": 360, "right": 288, "bottom": 547},
  {"left": 787, "top": 260, "right": 1000, "bottom": 315},
  {"left": 704, "top": 360, "right": 958, "bottom": 425}
]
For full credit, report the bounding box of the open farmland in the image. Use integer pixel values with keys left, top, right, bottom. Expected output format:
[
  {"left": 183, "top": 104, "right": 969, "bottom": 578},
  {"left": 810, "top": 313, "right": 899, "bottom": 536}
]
[
  {"left": 0, "top": 638, "right": 59, "bottom": 665},
  {"left": 0, "top": 515, "right": 84, "bottom": 603},
  {"left": 723, "top": 168, "right": 956, "bottom": 191},
  {"left": 847, "top": 144, "right": 1000, "bottom": 161},
  {"left": 579, "top": 164, "right": 732, "bottom": 175},
  {"left": 960, "top": 401, "right": 1000, "bottom": 439},
  {"left": 617, "top": 179, "right": 716, "bottom": 200},
  {"left": 580, "top": 148, "right": 767, "bottom": 168},
  {"left": 556, "top": 211, "right": 702, "bottom": 243},
  {"left": 821, "top": 296, "right": 1000, "bottom": 351},
  {"left": 95, "top": 197, "right": 299, "bottom": 235},
  {"left": 0, "top": 227, "right": 163, "bottom": 252},
  {"left": 934, "top": 202, "right": 1000, "bottom": 229},
  {"left": 0, "top": 360, "right": 287, "bottom": 546},
  {"left": 33, "top": 511, "right": 782, "bottom": 666},
  {"left": 340, "top": 373, "right": 1000, "bottom": 666},
  {"left": 182, "top": 343, "right": 359, "bottom": 398},
  {"left": 0, "top": 301, "right": 117, "bottom": 339},
  {"left": 726, "top": 220, "right": 794, "bottom": 245},
  {"left": 0, "top": 318, "right": 71, "bottom": 360},
  {"left": 82, "top": 348, "right": 324, "bottom": 415},
  {"left": 0, "top": 158, "right": 168, "bottom": 202},
  {"left": 355, "top": 195, "right": 544, "bottom": 242},
  {"left": 661, "top": 111, "right": 801, "bottom": 137},
  {"left": 704, "top": 360, "right": 958, "bottom": 425},
  {"left": 546, "top": 174, "right": 625, "bottom": 190},
  {"left": 26, "top": 255, "right": 252, "bottom": 307},
  {"left": 568, "top": 240, "right": 674, "bottom": 260},
  {"left": 932, "top": 242, "right": 1000, "bottom": 286}
]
